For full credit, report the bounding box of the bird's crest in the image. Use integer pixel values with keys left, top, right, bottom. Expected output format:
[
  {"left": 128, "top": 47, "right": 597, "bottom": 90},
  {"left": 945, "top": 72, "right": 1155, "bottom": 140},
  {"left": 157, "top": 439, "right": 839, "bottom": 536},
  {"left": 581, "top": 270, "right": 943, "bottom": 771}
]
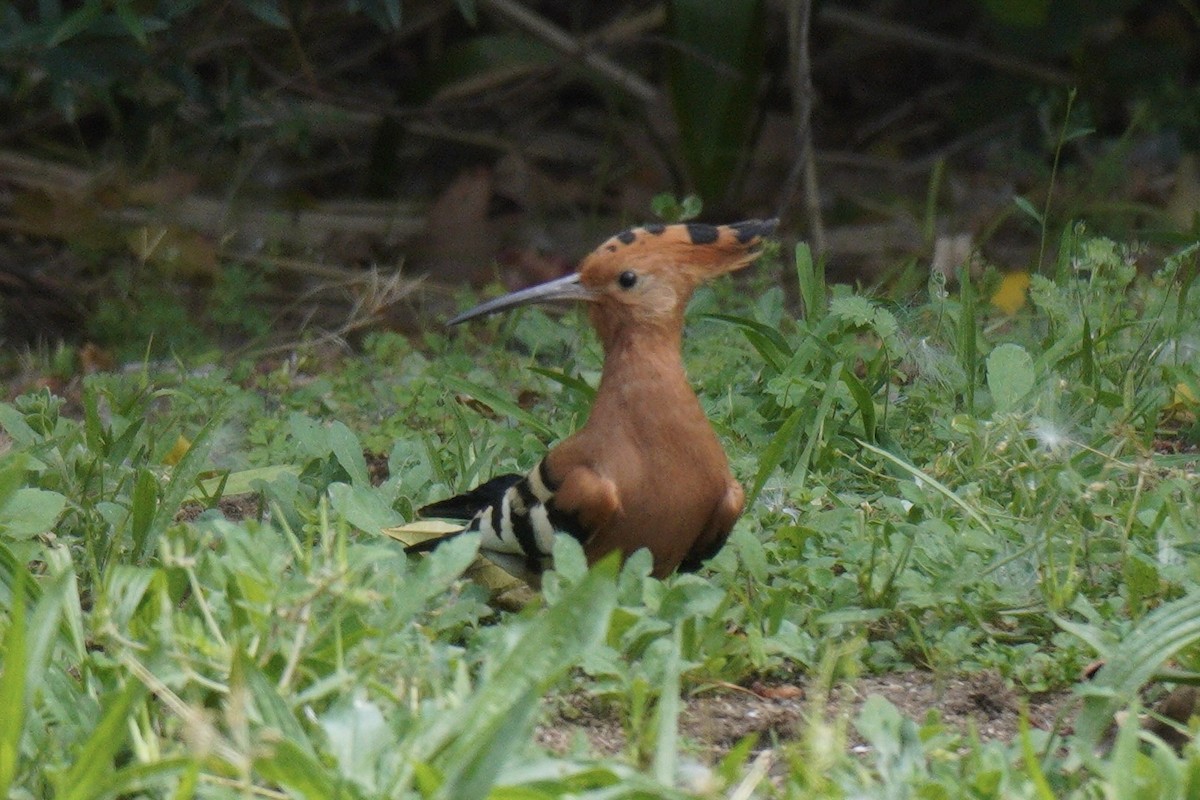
[{"left": 586, "top": 219, "right": 776, "bottom": 281}]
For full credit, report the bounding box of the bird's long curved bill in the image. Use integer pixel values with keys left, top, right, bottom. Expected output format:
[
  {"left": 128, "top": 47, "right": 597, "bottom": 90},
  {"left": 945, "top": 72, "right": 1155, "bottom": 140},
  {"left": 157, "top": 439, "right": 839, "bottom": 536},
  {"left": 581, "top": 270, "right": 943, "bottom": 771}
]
[{"left": 448, "top": 272, "right": 594, "bottom": 325}]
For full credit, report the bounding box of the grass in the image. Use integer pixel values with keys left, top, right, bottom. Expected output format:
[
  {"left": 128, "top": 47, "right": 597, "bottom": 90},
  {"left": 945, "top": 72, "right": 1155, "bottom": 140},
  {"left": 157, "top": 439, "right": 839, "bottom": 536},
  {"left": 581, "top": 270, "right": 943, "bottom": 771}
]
[{"left": 1, "top": 228, "right": 1199, "bottom": 797}]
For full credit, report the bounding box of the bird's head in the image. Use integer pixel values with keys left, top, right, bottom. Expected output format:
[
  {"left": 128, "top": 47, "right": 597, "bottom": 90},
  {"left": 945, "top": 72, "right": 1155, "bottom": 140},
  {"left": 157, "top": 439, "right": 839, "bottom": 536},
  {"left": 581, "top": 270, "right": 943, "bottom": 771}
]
[{"left": 447, "top": 219, "right": 778, "bottom": 341}]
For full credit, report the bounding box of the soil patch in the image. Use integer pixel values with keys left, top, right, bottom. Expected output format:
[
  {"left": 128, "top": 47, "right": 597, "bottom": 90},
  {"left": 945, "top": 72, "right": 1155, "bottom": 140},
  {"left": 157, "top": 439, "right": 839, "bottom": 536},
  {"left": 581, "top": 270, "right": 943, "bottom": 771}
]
[{"left": 537, "top": 670, "right": 1073, "bottom": 761}]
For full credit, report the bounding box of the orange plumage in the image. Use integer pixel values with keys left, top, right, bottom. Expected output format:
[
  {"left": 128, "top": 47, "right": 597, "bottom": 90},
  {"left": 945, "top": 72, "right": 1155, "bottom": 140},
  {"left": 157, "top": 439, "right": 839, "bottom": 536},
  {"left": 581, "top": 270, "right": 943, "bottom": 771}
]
[{"left": 415, "top": 219, "right": 778, "bottom": 584}]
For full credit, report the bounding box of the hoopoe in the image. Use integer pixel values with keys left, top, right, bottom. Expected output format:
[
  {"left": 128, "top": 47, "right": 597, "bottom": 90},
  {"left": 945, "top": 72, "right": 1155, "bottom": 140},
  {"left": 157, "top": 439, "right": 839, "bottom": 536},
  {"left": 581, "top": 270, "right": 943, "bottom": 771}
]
[{"left": 412, "top": 218, "right": 778, "bottom": 585}]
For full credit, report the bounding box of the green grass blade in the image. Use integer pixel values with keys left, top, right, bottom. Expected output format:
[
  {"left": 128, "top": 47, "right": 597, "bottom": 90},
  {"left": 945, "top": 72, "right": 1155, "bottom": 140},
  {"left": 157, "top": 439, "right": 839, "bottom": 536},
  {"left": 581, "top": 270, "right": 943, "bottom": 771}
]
[
  {"left": 839, "top": 364, "right": 877, "bottom": 443},
  {"left": 652, "top": 629, "right": 682, "bottom": 786},
  {"left": 526, "top": 366, "right": 596, "bottom": 403},
  {"left": 139, "top": 408, "right": 225, "bottom": 561},
  {"left": 129, "top": 467, "right": 159, "bottom": 558},
  {"left": 795, "top": 241, "right": 825, "bottom": 322},
  {"left": 55, "top": 681, "right": 147, "bottom": 800},
  {"left": 234, "top": 650, "right": 318, "bottom": 758},
  {"left": 0, "top": 566, "right": 27, "bottom": 798},
  {"left": 747, "top": 406, "right": 806, "bottom": 506},
  {"left": 701, "top": 313, "right": 793, "bottom": 373},
  {"left": 791, "top": 360, "right": 845, "bottom": 489},
  {"left": 427, "top": 555, "right": 619, "bottom": 799},
  {"left": 956, "top": 266, "right": 977, "bottom": 413},
  {"left": 441, "top": 375, "right": 557, "bottom": 440},
  {"left": 24, "top": 570, "right": 70, "bottom": 706},
  {"left": 1018, "top": 710, "right": 1056, "bottom": 800},
  {"left": 80, "top": 757, "right": 195, "bottom": 798},
  {"left": 856, "top": 439, "right": 995, "bottom": 536},
  {"left": 255, "top": 739, "right": 342, "bottom": 798}
]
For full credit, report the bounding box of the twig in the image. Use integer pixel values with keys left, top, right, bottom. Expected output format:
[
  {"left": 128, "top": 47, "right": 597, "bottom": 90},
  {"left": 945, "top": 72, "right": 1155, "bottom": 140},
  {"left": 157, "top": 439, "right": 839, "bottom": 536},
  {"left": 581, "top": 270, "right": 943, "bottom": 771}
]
[
  {"left": 247, "top": 267, "right": 420, "bottom": 358},
  {"left": 776, "top": 0, "right": 826, "bottom": 255},
  {"left": 818, "top": 5, "right": 1073, "bottom": 86},
  {"left": 120, "top": 651, "right": 251, "bottom": 771},
  {"left": 478, "top": 0, "right": 661, "bottom": 105},
  {"left": 435, "top": 6, "right": 665, "bottom": 104}
]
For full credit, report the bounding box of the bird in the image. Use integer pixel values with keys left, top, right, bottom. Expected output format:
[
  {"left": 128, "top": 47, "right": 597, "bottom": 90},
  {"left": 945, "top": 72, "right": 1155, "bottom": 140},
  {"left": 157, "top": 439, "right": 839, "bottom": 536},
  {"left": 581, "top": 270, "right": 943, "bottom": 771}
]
[{"left": 411, "top": 218, "right": 779, "bottom": 586}]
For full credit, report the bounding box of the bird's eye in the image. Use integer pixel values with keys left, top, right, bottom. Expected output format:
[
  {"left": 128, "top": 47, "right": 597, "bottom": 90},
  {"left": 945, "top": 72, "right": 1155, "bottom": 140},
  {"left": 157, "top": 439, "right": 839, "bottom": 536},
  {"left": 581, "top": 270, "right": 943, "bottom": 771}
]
[{"left": 617, "top": 270, "right": 638, "bottom": 289}]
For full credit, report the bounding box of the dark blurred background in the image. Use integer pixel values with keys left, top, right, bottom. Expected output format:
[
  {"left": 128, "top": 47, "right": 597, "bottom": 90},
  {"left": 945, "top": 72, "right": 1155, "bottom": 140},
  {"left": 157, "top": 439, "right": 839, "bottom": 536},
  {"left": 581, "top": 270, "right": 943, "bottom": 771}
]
[{"left": 1, "top": 0, "right": 1197, "bottom": 359}]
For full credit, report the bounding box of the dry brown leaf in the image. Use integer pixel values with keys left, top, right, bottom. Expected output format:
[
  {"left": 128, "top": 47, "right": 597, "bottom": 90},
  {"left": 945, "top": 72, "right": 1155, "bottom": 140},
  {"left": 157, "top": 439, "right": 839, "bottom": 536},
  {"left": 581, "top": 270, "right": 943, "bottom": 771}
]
[{"left": 749, "top": 681, "right": 804, "bottom": 700}]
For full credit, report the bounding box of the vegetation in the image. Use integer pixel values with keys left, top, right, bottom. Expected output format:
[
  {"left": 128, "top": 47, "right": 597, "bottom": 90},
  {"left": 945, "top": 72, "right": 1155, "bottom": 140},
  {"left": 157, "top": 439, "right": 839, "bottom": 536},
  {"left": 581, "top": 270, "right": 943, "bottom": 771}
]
[
  {"left": 1, "top": 226, "right": 1198, "bottom": 796},
  {"left": 3, "top": 0, "right": 1200, "bottom": 796}
]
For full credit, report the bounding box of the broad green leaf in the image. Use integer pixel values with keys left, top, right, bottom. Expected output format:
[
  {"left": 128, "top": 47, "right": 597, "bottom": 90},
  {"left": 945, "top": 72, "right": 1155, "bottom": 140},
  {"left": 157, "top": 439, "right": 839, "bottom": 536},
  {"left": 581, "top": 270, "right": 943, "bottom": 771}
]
[
  {"left": 0, "top": 453, "right": 32, "bottom": 517},
  {"left": 987, "top": 343, "right": 1035, "bottom": 413},
  {"left": 0, "top": 487, "right": 66, "bottom": 539},
  {"left": 0, "top": 407, "right": 37, "bottom": 447},
  {"left": 389, "top": 532, "right": 482, "bottom": 624},
  {"left": 1070, "top": 590, "right": 1200, "bottom": 754},
  {"left": 731, "top": 528, "right": 767, "bottom": 584},
  {"left": 328, "top": 420, "right": 370, "bottom": 488},
  {"left": 328, "top": 482, "right": 403, "bottom": 534},
  {"left": 129, "top": 468, "right": 158, "bottom": 556},
  {"left": 192, "top": 464, "right": 300, "bottom": 499},
  {"left": 320, "top": 692, "right": 392, "bottom": 792},
  {"left": 550, "top": 535, "right": 588, "bottom": 584},
  {"left": 839, "top": 364, "right": 877, "bottom": 442},
  {"left": 1012, "top": 194, "right": 1044, "bottom": 224}
]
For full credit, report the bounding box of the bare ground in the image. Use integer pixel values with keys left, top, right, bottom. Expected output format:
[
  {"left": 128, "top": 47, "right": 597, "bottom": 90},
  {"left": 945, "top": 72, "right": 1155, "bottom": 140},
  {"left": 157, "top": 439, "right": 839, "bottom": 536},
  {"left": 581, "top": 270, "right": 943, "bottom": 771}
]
[{"left": 536, "top": 670, "right": 1074, "bottom": 762}]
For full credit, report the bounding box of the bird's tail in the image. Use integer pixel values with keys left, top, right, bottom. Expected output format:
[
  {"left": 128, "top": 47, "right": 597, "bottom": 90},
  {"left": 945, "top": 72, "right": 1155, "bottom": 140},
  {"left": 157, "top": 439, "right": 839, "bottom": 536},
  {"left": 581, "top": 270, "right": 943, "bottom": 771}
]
[
  {"left": 418, "top": 473, "right": 524, "bottom": 520},
  {"left": 408, "top": 472, "right": 525, "bottom": 553}
]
